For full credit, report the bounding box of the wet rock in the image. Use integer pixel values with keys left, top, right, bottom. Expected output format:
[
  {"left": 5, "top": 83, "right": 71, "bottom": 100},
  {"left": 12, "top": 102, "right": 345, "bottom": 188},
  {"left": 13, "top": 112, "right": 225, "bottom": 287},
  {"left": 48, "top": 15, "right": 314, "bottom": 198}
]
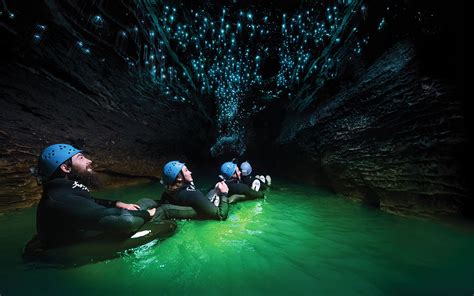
[
  {"left": 276, "top": 41, "right": 469, "bottom": 218},
  {"left": 0, "top": 2, "right": 211, "bottom": 212},
  {"left": 0, "top": 0, "right": 468, "bottom": 220}
]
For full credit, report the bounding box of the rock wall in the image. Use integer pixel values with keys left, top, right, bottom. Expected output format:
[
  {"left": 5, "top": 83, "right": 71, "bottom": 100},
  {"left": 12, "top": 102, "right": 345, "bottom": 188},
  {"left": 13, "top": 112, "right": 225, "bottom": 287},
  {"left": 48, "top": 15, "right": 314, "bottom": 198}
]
[
  {"left": 275, "top": 40, "right": 469, "bottom": 218},
  {"left": 1, "top": 0, "right": 468, "bottom": 219},
  {"left": 0, "top": 1, "right": 212, "bottom": 212}
]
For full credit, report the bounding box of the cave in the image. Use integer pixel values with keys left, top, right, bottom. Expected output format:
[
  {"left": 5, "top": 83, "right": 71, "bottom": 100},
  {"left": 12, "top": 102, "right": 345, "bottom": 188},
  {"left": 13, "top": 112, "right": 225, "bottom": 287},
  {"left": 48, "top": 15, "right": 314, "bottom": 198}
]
[{"left": 0, "top": 0, "right": 470, "bottom": 294}]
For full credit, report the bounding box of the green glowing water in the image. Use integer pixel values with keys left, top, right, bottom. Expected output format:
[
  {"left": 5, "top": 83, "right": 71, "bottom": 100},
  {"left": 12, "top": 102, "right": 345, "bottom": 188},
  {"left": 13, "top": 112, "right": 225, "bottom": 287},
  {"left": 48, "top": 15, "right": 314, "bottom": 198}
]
[{"left": 1, "top": 179, "right": 473, "bottom": 295}]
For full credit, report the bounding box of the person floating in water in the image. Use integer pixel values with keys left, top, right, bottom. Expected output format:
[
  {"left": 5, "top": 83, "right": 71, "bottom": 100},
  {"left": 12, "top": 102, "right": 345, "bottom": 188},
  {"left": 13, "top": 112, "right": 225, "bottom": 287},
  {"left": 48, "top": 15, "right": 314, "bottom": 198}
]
[
  {"left": 159, "top": 161, "right": 230, "bottom": 220},
  {"left": 220, "top": 160, "right": 264, "bottom": 203},
  {"left": 240, "top": 161, "right": 272, "bottom": 191},
  {"left": 33, "top": 144, "right": 175, "bottom": 248}
]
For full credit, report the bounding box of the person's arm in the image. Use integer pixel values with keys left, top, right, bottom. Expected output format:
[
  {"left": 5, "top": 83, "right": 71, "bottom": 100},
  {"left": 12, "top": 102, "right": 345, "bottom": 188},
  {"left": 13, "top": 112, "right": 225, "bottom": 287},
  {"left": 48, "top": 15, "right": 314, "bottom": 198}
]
[
  {"left": 93, "top": 198, "right": 140, "bottom": 210},
  {"left": 116, "top": 201, "right": 141, "bottom": 210},
  {"left": 92, "top": 197, "right": 117, "bottom": 208},
  {"left": 51, "top": 193, "right": 152, "bottom": 235}
]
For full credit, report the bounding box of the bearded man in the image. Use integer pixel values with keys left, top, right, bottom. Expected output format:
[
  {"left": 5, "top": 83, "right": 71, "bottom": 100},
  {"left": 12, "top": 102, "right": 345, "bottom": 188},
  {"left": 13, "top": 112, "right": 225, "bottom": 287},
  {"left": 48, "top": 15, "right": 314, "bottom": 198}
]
[{"left": 35, "top": 144, "right": 165, "bottom": 247}]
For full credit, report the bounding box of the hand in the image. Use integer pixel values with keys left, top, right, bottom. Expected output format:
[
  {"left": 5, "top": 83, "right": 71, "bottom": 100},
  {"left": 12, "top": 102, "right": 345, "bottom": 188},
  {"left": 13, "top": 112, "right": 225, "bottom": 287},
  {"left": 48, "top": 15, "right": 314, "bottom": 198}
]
[
  {"left": 147, "top": 208, "right": 156, "bottom": 217},
  {"left": 215, "top": 181, "right": 229, "bottom": 194},
  {"left": 116, "top": 201, "right": 141, "bottom": 211}
]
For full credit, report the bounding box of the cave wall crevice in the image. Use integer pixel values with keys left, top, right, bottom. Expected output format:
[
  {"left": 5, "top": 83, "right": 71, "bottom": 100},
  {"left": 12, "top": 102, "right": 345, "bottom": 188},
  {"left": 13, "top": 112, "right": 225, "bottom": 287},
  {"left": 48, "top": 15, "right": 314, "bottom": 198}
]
[{"left": 275, "top": 40, "right": 468, "bottom": 218}]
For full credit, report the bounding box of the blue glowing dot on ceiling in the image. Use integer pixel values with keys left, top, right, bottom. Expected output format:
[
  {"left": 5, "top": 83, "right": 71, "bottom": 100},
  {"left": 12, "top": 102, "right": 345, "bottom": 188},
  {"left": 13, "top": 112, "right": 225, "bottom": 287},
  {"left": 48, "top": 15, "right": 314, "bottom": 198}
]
[
  {"left": 92, "top": 15, "right": 104, "bottom": 26},
  {"left": 60, "top": 0, "right": 373, "bottom": 155},
  {"left": 378, "top": 18, "right": 385, "bottom": 31}
]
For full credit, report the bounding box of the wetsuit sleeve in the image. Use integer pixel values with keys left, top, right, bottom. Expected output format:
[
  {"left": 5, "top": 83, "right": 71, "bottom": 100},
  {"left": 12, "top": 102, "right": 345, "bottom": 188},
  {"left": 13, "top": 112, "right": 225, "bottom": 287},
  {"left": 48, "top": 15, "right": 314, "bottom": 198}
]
[
  {"left": 93, "top": 198, "right": 117, "bottom": 208},
  {"left": 48, "top": 192, "right": 151, "bottom": 235}
]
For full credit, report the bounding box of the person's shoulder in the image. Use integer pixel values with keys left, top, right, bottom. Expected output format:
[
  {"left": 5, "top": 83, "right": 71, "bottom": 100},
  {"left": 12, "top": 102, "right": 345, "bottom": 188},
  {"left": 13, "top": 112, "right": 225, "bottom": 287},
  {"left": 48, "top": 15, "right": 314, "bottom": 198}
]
[
  {"left": 41, "top": 179, "right": 76, "bottom": 203},
  {"left": 166, "top": 184, "right": 191, "bottom": 197},
  {"left": 43, "top": 178, "right": 73, "bottom": 191},
  {"left": 43, "top": 178, "right": 92, "bottom": 198}
]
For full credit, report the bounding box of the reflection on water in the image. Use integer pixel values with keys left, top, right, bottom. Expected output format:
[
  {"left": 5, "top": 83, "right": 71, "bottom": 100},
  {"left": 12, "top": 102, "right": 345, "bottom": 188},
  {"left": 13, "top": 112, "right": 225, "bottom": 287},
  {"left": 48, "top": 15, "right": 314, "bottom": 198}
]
[{"left": 1, "top": 179, "right": 473, "bottom": 295}]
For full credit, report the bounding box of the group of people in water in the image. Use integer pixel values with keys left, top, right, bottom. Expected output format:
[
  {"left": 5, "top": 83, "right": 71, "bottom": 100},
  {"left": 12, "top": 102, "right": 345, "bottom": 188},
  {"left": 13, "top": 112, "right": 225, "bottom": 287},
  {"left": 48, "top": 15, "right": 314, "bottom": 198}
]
[{"left": 32, "top": 143, "right": 271, "bottom": 250}]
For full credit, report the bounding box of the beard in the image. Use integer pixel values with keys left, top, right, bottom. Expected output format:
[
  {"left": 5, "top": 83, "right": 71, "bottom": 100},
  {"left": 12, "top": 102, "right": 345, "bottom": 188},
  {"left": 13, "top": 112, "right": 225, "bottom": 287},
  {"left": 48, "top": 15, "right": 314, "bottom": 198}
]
[{"left": 68, "top": 166, "right": 102, "bottom": 190}]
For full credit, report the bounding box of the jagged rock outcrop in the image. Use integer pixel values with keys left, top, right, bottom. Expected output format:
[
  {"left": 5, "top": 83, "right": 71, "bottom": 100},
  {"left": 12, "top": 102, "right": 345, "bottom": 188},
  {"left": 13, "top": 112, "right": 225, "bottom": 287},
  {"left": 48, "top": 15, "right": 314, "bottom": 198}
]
[
  {"left": 0, "top": 0, "right": 468, "bottom": 220},
  {"left": 276, "top": 41, "right": 469, "bottom": 218},
  {"left": 0, "top": 1, "right": 212, "bottom": 212}
]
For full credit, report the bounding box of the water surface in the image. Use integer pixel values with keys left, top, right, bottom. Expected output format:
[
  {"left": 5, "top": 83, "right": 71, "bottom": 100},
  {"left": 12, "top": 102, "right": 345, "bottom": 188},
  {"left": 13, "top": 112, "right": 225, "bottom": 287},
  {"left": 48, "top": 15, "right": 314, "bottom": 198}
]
[{"left": 1, "top": 178, "right": 473, "bottom": 295}]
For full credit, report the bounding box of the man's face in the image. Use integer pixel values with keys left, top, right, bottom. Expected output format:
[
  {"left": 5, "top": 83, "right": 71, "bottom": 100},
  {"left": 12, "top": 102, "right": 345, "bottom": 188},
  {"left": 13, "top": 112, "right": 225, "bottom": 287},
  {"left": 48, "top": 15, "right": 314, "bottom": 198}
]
[
  {"left": 181, "top": 166, "right": 193, "bottom": 183},
  {"left": 67, "top": 153, "right": 101, "bottom": 189},
  {"left": 71, "top": 153, "right": 93, "bottom": 174}
]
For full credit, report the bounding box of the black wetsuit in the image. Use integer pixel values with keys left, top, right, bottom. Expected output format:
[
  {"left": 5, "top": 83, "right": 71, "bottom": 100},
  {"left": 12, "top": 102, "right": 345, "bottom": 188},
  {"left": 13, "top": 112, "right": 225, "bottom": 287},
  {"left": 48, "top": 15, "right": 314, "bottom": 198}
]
[
  {"left": 160, "top": 182, "right": 229, "bottom": 220},
  {"left": 241, "top": 175, "right": 269, "bottom": 191},
  {"left": 37, "top": 178, "right": 155, "bottom": 247},
  {"left": 225, "top": 179, "right": 264, "bottom": 203}
]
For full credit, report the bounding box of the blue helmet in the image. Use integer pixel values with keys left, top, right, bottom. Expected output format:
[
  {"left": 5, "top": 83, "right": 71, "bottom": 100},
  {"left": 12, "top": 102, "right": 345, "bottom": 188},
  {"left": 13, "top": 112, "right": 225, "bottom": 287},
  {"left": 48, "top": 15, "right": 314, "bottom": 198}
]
[
  {"left": 220, "top": 161, "right": 237, "bottom": 179},
  {"left": 162, "top": 161, "right": 185, "bottom": 185},
  {"left": 38, "top": 144, "right": 82, "bottom": 180},
  {"left": 240, "top": 161, "right": 252, "bottom": 176}
]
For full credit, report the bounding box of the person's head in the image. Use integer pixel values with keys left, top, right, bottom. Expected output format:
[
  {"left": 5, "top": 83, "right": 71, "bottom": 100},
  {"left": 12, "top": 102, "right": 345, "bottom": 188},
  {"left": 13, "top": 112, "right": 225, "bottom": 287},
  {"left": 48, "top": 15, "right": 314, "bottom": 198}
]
[
  {"left": 37, "top": 144, "right": 100, "bottom": 188},
  {"left": 240, "top": 161, "right": 252, "bottom": 176},
  {"left": 220, "top": 161, "right": 241, "bottom": 180},
  {"left": 162, "top": 161, "right": 193, "bottom": 191}
]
